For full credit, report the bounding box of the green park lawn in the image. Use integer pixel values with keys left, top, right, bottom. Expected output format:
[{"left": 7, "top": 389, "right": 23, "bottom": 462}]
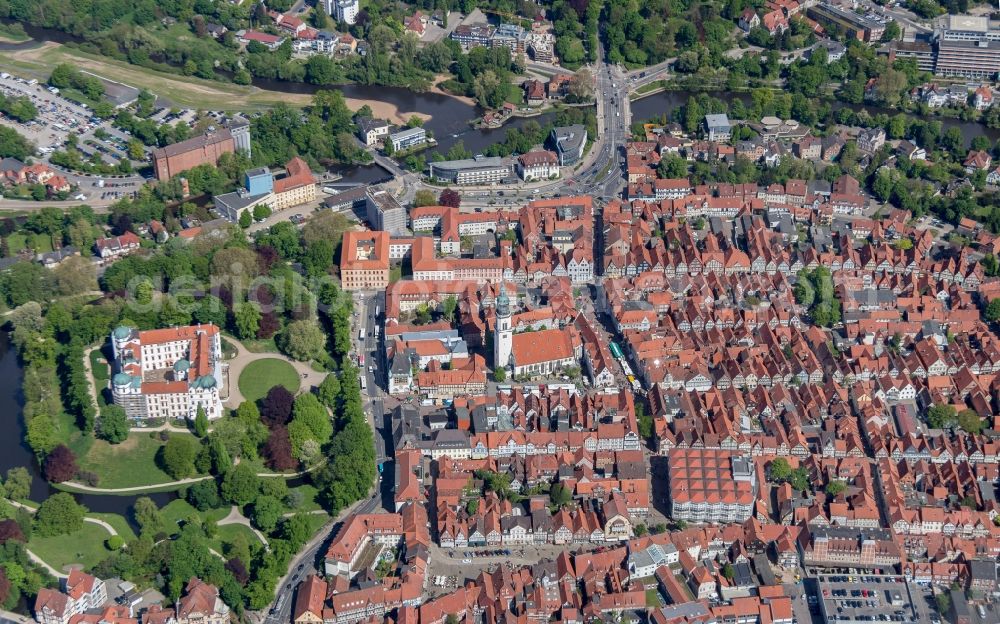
[
  {"left": 238, "top": 358, "right": 300, "bottom": 403},
  {"left": 160, "top": 499, "right": 228, "bottom": 533},
  {"left": 90, "top": 349, "right": 110, "bottom": 406},
  {"left": 90, "top": 349, "right": 109, "bottom": 382},
  {"left": 210, "top": 524, "right": 263, "bottom": 555},
  {"left": 287, "top": 483, "right": 322, "bottom": 512},
  {"left": 238, "top": 337, "right": 279, "bottom": 354},
  {"left": 161, "top": 500, "right": 275, "bottom": 552},
  {"left": 301, "top": 512, "right": 330, "bottom": 535},
  {"left": 28, "top": 523, "right": 114, "bottom": 572},
  {"left": 5, "top": 232, "right": 54, "bottom": 255},
  {"left": 86, "top": 512, "right": 137, "bottom": 542},
  {"left": 75, "top": 432, "right": 208, "bottom": 489}
]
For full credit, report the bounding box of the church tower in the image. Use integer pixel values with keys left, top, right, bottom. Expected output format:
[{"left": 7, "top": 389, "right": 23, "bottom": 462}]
[{"left": 494, "top": 283, "right": 513, "bottom": 371}]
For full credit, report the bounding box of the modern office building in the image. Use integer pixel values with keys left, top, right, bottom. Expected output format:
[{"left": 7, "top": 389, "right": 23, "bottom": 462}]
[
  {"left": 492, "top": 23, "right": 527, "bottom": 54},
  {"left": 889, "top": 38, "right": 936, "bottom": 73},
  {"left": 934, "top": 15, "right": 1000, "bottom": 79},
  {"left": 366, "top": 189, "right": 407, "bottom": 234},
  {"left": 428, "top": 155, "right": 512, "bottom": 185},
  {"left": 110, "top": 324, "right": 224, "bottom": 421},
  {"left": 389, "top": 127, "right": 428, "bottom": 152},
  {"left": 213, "top": 157, "right": 316, "bottom": 221},
  {"left": 551, "top": 125, "right": 587, "bottom": 166},
  {"left": 450, "top": 24, "right": 494, "bottom": 49},
  {"left": 704, "top": 114, "right": 732, "bottom": 142},
  {"left": 243, "top": 167, "right": 271, "bottom": 197},
  {"left": 213, "top": 189, "right": 272, "bottom": 223},
  {"left": 212, "top": 156, "right": 316, "bottom": 223},
  {"left": 323, "top": 186, "right": 369, "bottom": 213},
  {"left": 806, "top": 2, "right": 885, "bottom": 43}
]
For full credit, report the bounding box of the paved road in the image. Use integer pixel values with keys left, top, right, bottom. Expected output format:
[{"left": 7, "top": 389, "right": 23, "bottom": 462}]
[
  {"left": 261, "top": 290, "right": 393, "bottom": 624},
  {"left": 218, "top": 505, "right": 270, "bottom": 548},
  {"left": 627, "top": 57, "right": 675, "bottom": 90},
  {"left": 858, "top": 0, "right": 931, "bottom": 33}
]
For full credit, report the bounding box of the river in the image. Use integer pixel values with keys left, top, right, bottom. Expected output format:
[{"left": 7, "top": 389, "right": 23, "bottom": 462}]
[
  {"left": 631, "top": 90, "right": 1000, "bottom": 149},
  {"left": 0, "top": 21, "right": 557, "bottom": 162}
]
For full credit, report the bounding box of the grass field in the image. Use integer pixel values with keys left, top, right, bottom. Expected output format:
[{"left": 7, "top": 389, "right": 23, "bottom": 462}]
[
  {"left": 304, "top": 512, "right": 329, "bottom": 532},
  {"left": 86, "top": 512, "right": 137, "bottom": 542},
  {"left": 5, "top": 232, "right": 54, "bottom": 254},
  {"left": 0, "top": 40, "right": 452, "bottom": 121},
  {"left": 160, "top": 500, "right": 266, "bottom": 553},
  {"left": 210, "top": 524, "right": 262, "bottom": 555},
  {"left": 287, "top": 483, "right": 322, "bottom": 512},
  {"left": 239, "top": 337, "right": 279, "bottom": 354},
  {"left": 646, "top": 588, "right": 662, "bottom": 607},
  {"left": 238, "top": 359, "right": 300, "bottom": 403},
  {"left": 89, "top": 348, "right": 109, "bottom": 406},
  {"left": 160, "top": 499, "right": 228, "bottom": 532},
  {"left": 0, "top": 42, "right": 312, "bottom": 112},
  {"left": 28, "top": 523, "right": 114, "bottom": 572},
  {"left": 89, "top": 349, "right": 109, "bottom": 381},
  {"left": 75, "top": 432, "right": 207, "bottom": 489}
]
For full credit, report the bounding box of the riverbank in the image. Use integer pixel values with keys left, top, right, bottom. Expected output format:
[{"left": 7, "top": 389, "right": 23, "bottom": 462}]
[
  {"left": 628, "top": 83, "right": 1000, "bottom": 149},
  {"left": 0, "top": 40, "right": 469, "bottom": 123}
]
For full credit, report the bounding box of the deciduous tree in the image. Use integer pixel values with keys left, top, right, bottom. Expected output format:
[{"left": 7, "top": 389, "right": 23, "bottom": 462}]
[
  {"left": 958, "top": 409, "right": 984, "bottom": 434},
  {"left": 160, "top": 435, "right": 199, "bottom": 479},
  {"left": 927, "top": 404, "right": 957, "bottom": 429},
  {"left": 0, "top": 520, "right": 25, "bottom": 543},
  {"left": 4, "top": 468, "right": 31, "bottom": 501},
  {"left": 193, "top": 406, "right": 209, "bottom": 438},
  {"left": 278, "top": 320, "right": 326, "bottom": 362},
  {"left": 42, "top": 445, "right": 77, "bottom": 483},
  {"left": 769, "top": 457, "right": 792, "bottom": 482},
  {"left": 186, "top": 479, "right": 221, "bottom": 511},
  {"left": 221, "top": 463, "right": 260, "bottom": 507},
  {"left": 234, "top": 302, "right": 261, "bottom": 339},
  {"left": 34, "top": 493, "right": 85, "bottom": 536},
  {"left": 132, "top": 496, "right": 164, "bottom": 535},
  {"left": 263, "top": 427, "right": 297, "bottom": 471},
  {"left": 261, "top": 386, "right": 295, "bottom": 428},
  {"left": 98, "top": 405, "right": 130, "bottom": 444},
  {"left": 413, "top": 190, "right": 437, "bottom": 207},
  {"left": 251, "top": 495, "right": 283, "bottom": 533}
]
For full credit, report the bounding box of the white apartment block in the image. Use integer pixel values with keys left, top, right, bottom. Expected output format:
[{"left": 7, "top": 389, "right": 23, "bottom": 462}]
[{"left": 326, "top": 0, "right": 359, "bottom": 25}]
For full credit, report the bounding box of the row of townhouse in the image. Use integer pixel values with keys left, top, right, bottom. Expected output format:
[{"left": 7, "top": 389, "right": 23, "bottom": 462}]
[{"left": 436, "top": 494, "right": 635, "bottom": 548}]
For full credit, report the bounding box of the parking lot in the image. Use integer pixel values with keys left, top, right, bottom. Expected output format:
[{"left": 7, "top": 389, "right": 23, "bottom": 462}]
[
  {"left": 0, "top": 72, "right": 93, "bottom": 151},
  {"left": 0, "top": 72, "right": 151, "bottom": 203},
  {"left": 814, "top": 573, "right": 934, "bottom": 624}
]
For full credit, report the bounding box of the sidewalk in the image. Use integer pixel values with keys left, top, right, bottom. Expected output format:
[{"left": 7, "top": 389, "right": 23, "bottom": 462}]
[{"left": 222, "top": 336, "right": 327, "bottom": 407}]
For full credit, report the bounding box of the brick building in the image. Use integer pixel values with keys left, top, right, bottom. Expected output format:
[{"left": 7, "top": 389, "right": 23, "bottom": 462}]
[{"left": 152, "top": 121, "right": 249, "bottom": 181}]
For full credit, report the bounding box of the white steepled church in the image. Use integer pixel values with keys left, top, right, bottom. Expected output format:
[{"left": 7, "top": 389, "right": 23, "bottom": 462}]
[{"left": 494, "top": 282, "right": 513, "bottom": 371}]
